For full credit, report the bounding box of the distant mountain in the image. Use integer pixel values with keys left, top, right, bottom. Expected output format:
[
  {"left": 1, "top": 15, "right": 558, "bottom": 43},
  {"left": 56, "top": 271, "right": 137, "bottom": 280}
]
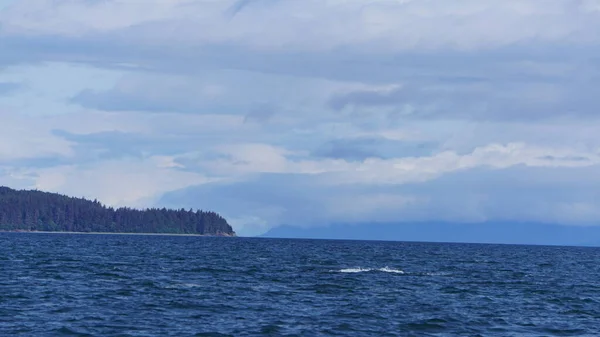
[
  {"left": 0, "top": 186, "right": 235, "bottom": 236},
  {"left": 261, "top": 221, "right": 600, "bottom": 246}
]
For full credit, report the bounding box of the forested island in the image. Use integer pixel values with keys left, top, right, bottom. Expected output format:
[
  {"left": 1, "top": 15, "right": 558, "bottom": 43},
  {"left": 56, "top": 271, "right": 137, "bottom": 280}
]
[{"left": 0, "top": 186, "right": 236, "bottom": 236}]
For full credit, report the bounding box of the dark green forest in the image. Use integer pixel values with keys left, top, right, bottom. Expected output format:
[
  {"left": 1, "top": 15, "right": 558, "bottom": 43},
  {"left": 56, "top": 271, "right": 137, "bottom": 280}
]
[{"left": 0, "top": 186, "right": 235, "bottom": 235}]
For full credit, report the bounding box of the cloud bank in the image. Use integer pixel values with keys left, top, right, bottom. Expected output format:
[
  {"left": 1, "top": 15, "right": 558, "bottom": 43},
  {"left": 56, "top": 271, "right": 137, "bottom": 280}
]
[{"left": 1, "top": 0, "right": 600, "bottom": 236}]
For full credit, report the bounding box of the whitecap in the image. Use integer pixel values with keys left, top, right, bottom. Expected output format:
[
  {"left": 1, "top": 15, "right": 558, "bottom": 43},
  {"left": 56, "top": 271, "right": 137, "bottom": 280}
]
[
  {"left": 336, "top": 267, "right": 404, "bottom": 274},
  {"left": 378, "top": 267, "right": 404, "bottom": 274},
  {"left": 422, "top": 272, "right": 450, "bottom": 276},
  {"left": 181, "top": 283, "right": 202, "bottom": 288},
  {"left": 338, "top": 268, "right": 372, "bottom": 273},
  {"left": 165, "top": 283, "right": 203, "bottom": 289}
]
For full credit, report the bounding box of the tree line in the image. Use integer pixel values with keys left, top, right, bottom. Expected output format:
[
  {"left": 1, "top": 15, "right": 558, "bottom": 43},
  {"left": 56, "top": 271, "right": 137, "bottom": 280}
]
[{"left": 0, "top": 186, "right": 235, "bottom": 235}]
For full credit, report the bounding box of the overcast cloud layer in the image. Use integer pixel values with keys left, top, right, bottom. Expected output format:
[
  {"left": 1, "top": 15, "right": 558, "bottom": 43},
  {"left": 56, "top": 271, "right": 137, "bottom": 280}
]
[{"left": 1, "top": 0, "right": 600, "bottom": 235}]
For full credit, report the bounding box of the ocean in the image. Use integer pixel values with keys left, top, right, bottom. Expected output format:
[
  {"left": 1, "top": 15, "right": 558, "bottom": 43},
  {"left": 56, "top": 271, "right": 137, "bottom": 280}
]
[{"left": 1, "top": 233, "right": 599, "bottom": 336}]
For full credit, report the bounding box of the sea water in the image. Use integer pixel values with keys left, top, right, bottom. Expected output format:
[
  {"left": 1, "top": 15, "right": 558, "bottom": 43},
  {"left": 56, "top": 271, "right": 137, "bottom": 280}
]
[{"left": 1, "top": 233, "right": 599, "bottom": 336}]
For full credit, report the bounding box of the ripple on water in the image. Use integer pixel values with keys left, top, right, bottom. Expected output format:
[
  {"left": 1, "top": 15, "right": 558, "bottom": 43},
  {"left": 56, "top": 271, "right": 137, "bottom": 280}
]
[{"left": 2, "top": 233, "right": 600, "bottom": 336}]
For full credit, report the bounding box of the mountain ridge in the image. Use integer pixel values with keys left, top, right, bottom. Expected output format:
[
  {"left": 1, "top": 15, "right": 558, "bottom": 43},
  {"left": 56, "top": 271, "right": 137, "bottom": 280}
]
[{"left": 261, "top": 221, "right": 600, "bottom": 246}]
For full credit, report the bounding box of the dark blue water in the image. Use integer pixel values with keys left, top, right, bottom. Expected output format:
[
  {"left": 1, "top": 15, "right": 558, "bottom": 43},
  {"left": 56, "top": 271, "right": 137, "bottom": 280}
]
[{"left": 1, "top": 233, "right": 600, "bottom": 336}]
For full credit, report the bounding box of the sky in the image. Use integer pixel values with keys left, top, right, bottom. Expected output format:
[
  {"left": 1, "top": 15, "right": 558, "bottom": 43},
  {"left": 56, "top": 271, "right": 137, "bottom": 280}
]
[{"left": 1, "top": 0, "right": 600, "bottom": 236}]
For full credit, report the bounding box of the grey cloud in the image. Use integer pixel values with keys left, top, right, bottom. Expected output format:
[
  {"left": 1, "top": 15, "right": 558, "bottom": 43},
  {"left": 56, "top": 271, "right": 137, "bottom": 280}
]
[
  {"left": 158, "top": 164, "right": 600, "bottom": 236},
  {"left": 226, "top": 0, "right": 285, "bottom": 17},
  {"left": 0, "top": 82, "right": 19, "bottom": 95},
  {"left": 64, "top": 42, "right": 600, "bottom": 122},
  {"left": 329, "top": 86, "right": 420, "bottom": 111},
  {"left": 157, "top": 173, "right": 328, "bottom": 228},
  {"left": 226, "top": 0, "right": 266, "bottom": 17},
  {"left": 397, "top": 165, "right": 600, "bottom": 223},
  {"left": 50, "top": 128, "right": 275, "bottom": 170},
  {"left": 70, "top": 63, "right": 259, "bottom": 114},
  {"left": 328, "top": 76, "right": 600, "bottom": 121},
  {"left": 3, "top": 2, "right": 600, "bottom": 231},
  {"left": 71, "top": 76, "right": 221, "bottom": 113},
  {"left": 5, "top": 30, "right": 600, "bottom": 128},
  {"left": 538, "top": 155, "right": 590, "bottom": 162},
  {"left": 0, "top": 167, "right": 36, "bottom": 190},
  {"left": 69, "top": 65, "right": 302, "bottom": 117},
  {"left": 71, "top": 88, "right": 216, "bottom": 114},
  {"left": 2, "top": 0, "right": 600, "bottom": 88},
  {"left": 312, "top": 137, "right": 437, "bottom": 162},
  {"left": 3, "top": 30, "right": 593, "bottom": 84},
  {"left": 0, "top": 35, "right": 129, "bottom": 68},
  {"left": 313, "top": 139, "right": 381, "bottom": 162},
  {"left": 5, "top": 0, "right": 599, "bottom": 58},
  {"left": 243, "top": 103, "right": 277, "bottom": 124},
  {"left": 0, "top": 156, "right": 69, "bottom": 168},
  {"left": 52, "top": 130, "right": 201, "bottom": 160},
  {"left": 72, "top": 84, "right": 288, "bottom": 123},
  {"left": 227, "top": 0, "right": 252, "bottom": 17}
]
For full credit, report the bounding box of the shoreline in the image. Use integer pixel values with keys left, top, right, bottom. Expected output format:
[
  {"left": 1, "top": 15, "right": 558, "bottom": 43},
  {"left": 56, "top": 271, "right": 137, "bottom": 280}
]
[{"left": 0, "top": 230, "right": 236, "bottom": 237}]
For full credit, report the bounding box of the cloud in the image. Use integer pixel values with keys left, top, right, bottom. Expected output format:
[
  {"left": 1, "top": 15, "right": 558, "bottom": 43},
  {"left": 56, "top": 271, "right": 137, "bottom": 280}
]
[
  {"left": 156, "top": 173, "right": 333, "bottom": 236},
  {"left": 157, "top": 161, "right": 600, "bottom": 235},
  {"left": 1, "top": 1, "right": 599, "bottom": 89},
  {"left": 0, "top": 102, "right": 224, "bottom": 206},
  {"left": 3, "top": 0, "right": 600, "bottom": 53},
  {"left": 328, "top": 78, "right": 600, "bottom": 121},
  {"left": 312, "top": 136, "right": 436, "bottom": 162},
  {"left": 5, "top": 93, "right": 597, "bottom": 234},
  {"left": 3, "top": 3, "right": 599, "bottom": 118},
  {"left": 159, "top": 163, "right": 600, "bottom": 236},
  {"left": 0, "top": 105, "right": 244, "bottom": 165},
  {"left": 0, "top": 0, "right": 16, "bottom": 11},
  {"left": 3, "top": 0, "right": 600, "bottom": 239},
  {"left": 329, "top": 84, "right": 414, "bottom": 111},
  {"left": 0, "top": 106, "right": 233, "bottom": 207},
  {"left": 227, "top": 0, "right": 265, "bottom": 18},
  {"left": 68, "top": 69, "right": 346, "bottom": 120},
  {"left": 397, "top": 164, "right": 600, "bottom": 225},
  {"left": 71, "top": 73, "right": 226, "bottom": 113},
  {"left": 30, "top": 156, "right": 214, "bottom": 208},
  {"left": 0, "top": 111, "right": 75, "bottom": 162},
  {"left": 192, "top": 141, "right": 600, "bottom": 185},
  {"left": 0, "top": 1, "right": 597, "bottom": 88},
  {"left": 155, "top": 139, "right": 600, "bottom": 236},
  {"left": 243, "top": 103, "right": 276, "bottom": 124},
  {"left": 0, "top": 155, "right": 212, "bottom": 208},
  {"left": 0, "top": 82, "right": 19, "bottom": 95}
]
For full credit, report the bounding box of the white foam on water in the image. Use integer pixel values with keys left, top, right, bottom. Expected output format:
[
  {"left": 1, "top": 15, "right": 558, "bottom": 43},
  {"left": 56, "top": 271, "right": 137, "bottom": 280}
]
[
  {"left": 165, "top": 283, "right": 203, "bottom": 289},
  {"left": 336, "top": 267, "right": 404, "bottom": 274},
  {"left": 181, "top": 283, "right": 202, "bottom": 288},
  {"left": 338, "top": 268, "right": 372, "bottom": 273},
  {"left": 422, "top": 272, "right": 450, "bottom": 276}
]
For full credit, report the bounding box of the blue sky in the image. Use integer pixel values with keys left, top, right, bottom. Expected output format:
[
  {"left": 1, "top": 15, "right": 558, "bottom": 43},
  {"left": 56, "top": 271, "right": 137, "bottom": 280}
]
[{"left": 1, "top": 0, "right": 600, "bottom": 236}]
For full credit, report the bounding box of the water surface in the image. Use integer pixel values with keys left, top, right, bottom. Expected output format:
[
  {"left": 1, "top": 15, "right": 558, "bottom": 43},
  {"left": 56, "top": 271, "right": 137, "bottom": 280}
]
[{"left": 1, "top": 233, "right": 599, "bottom": 336}]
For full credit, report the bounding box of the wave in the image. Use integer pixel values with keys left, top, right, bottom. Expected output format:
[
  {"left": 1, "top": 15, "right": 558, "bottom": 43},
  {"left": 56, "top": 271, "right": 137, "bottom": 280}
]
[
  {"left": 379, "top": 267, "right": 405, "bottom": 274},
  {"left": 335, "top": 268, "right": 449, "bottom": 276},
  {"left": 338, "top": 268, "right": 372, "bottom": 273},
  {"left": 337, "top": 267, "right": 405, "bottom": 274},
  {"left": 165, "top": 283, "right": 203, "bottom": 289}
]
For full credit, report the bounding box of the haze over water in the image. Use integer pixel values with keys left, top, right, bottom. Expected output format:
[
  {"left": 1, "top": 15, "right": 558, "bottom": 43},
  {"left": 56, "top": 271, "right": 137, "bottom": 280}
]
[{"left": 2, "top": 233, "right": 599, "bottom": 336}]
